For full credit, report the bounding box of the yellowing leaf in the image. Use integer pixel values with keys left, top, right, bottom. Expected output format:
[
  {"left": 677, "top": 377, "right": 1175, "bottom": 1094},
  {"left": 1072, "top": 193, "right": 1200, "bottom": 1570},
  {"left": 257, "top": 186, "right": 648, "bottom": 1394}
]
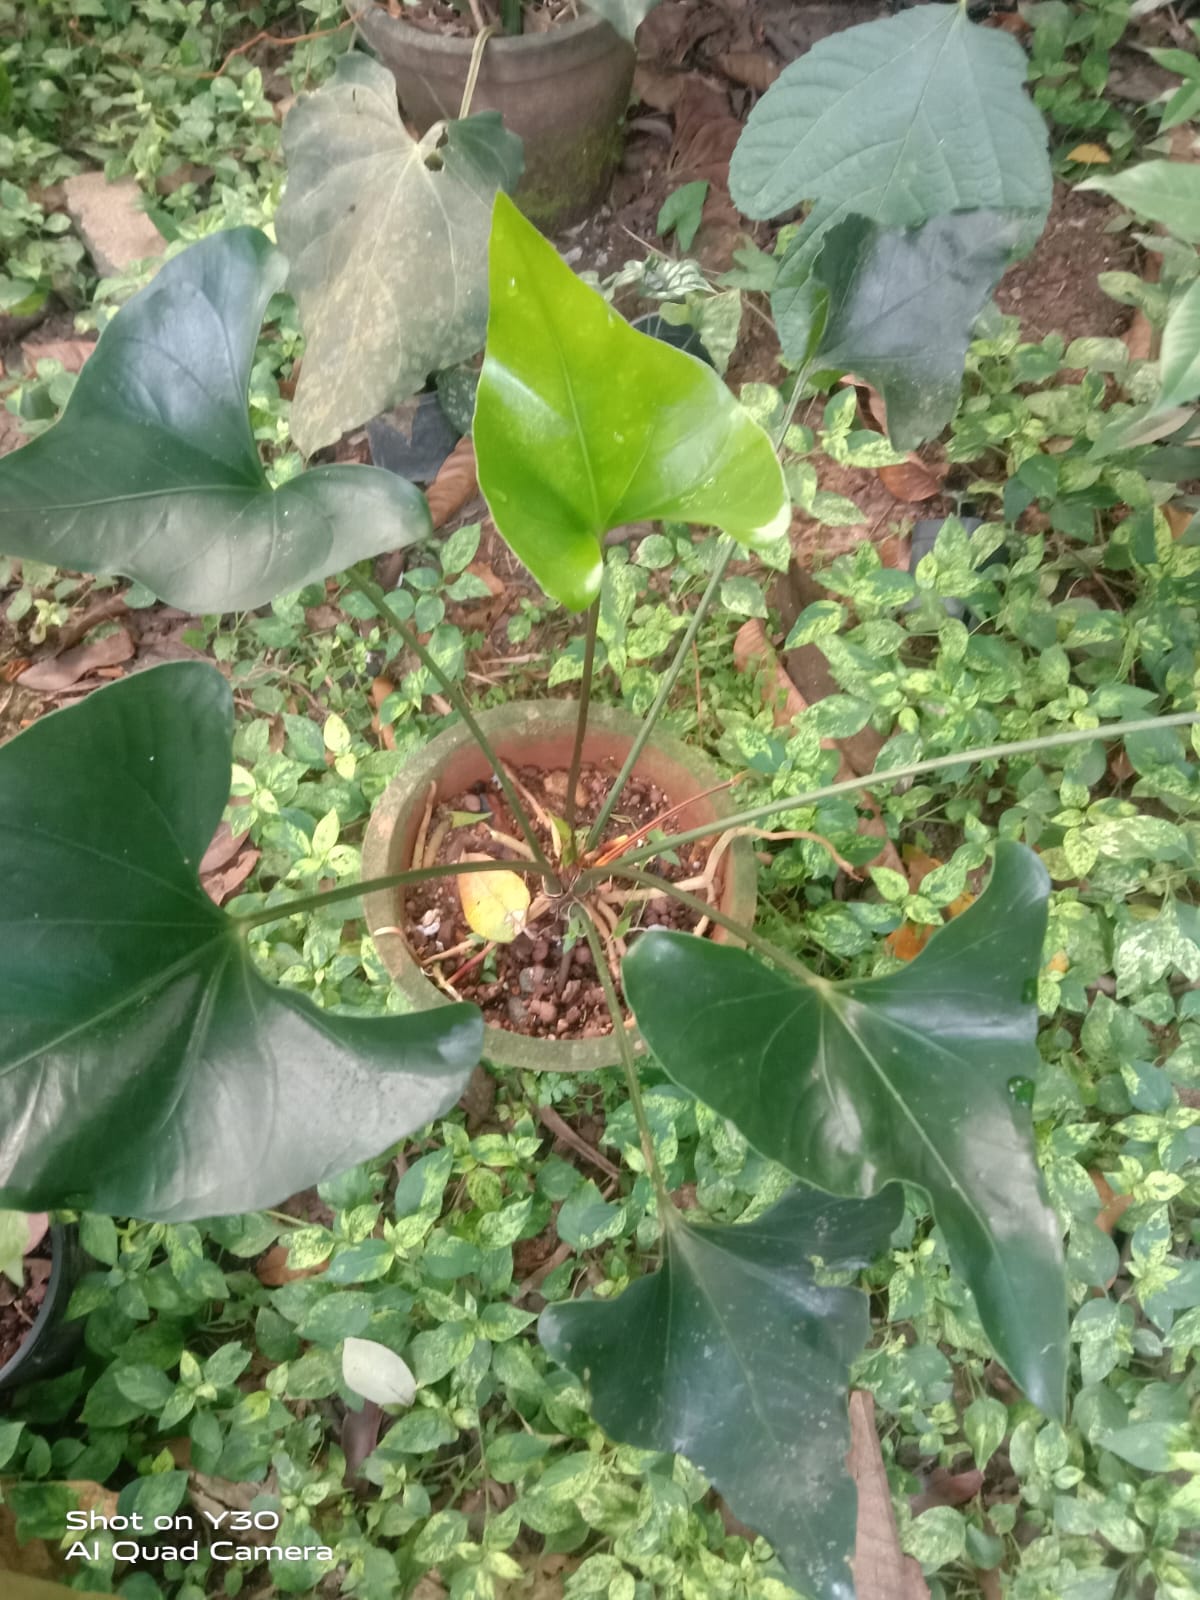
[
  {"left": 1068, "top": 143, "right": 1111, "bottom": 165},
  {"left": 458, "top": 858, "right": 530, "bottom": 944}
]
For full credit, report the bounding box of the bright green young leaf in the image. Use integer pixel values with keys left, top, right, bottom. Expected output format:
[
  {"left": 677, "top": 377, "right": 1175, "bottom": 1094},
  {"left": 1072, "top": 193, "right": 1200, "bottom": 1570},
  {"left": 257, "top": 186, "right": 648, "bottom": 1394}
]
[
  {"left": 1079, "top": 160, "right": 1200, "bottom": 240},
  {"left": 581, "top": 0, "right": 661, "bottom": 42},
  {"left": 811, "top": 211, "right": 1024, "bottom": 448},
  {"left": 0, "top": 664, "right": 482, "bottom": 1222},
  {"left": 541, "top": 1185, "right": 902, "bottom": 1600},
  {"left": 0, "top": 229, "right": 431, "bottom": 613},
  {"left": 624, "top": 842, "right": 1067, "bottom": 1418},
  {"left": 730, "top": 5, "right": 1050, "bottom": 252},
  {"left": 277, "top": 55, "right": 523, "bottom": 457},
  {"left": 1159, "top": 279, "right": 1200, "bottom": 409},
  {"left": 474, "top": 192, "right": 788, "bottom": 611}
]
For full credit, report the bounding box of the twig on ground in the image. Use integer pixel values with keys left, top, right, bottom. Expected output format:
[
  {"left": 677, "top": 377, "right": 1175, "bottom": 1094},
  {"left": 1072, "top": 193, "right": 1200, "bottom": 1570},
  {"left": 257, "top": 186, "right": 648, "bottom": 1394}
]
[{"left": 537, "top": 1104, "right": 621, "bottom": 1181}]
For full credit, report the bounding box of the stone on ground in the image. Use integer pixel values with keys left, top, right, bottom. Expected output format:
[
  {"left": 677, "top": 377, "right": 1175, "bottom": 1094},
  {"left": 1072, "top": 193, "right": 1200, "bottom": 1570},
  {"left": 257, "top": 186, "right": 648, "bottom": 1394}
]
[{"left": 62, "top": 173, "right": 165, "bottom": 278}]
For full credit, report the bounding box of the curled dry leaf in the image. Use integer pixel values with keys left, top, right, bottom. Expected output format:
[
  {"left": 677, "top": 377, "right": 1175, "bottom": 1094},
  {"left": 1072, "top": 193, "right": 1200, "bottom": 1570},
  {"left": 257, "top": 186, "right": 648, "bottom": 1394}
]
[
  {"left": 425, "top": 435, "right": 478, "bottom": 531},
  {"left": 201, "top": 847, "right": 260, "bottom": 907},
  {"left": 458, "top": 856, "right": 531, "bottom": 944},
  {"left": 18, "top": 628, "right": 134, "bottom": 693}
]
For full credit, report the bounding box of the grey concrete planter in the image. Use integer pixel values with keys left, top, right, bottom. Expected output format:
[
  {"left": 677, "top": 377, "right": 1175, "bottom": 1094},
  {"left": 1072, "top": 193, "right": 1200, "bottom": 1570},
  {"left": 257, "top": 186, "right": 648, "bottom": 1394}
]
[{"left": 362, "top": 700, "right": 757, "bottom": 1074}]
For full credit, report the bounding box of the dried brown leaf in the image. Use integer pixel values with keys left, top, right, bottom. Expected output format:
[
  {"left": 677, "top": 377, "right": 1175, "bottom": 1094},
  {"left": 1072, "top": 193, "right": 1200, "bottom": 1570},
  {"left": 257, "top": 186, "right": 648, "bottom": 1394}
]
[
  {"left": 848, "top": 1390, "right": 931, "bottom": 1600},
  {"left": 714, "top": 51, "right": 780, "bottom": 92},
  {"left": 255, "top": 1243, "right": 328, "bottom": 1287},
  {"left": 18, "top": 628, "right": 134, "bottom": 693},
  {"left": 201, "top": 847, "right": 260, "bottom": 907},
  {"left": 19, "top": 338, "right": 95, "bottom": 374},
  {"left": 426, "top": 435, "right": 478, "bottom": 531},
  {"left": 877, "top": 458, "right": 943, "bottom": 502}
]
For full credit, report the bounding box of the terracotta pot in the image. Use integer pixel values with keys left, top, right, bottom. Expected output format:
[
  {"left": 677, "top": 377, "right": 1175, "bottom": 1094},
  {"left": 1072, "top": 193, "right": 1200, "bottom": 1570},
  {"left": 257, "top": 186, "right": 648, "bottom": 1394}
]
[
  {"left": 352, "top": 7, "right": 635, "bottom": 229},
  {"left": 0, "top": 1223, "right": 86, "bottom": 1398},
  {"left": 362, "top": 701, "right": 757, "bottom": 1073}
]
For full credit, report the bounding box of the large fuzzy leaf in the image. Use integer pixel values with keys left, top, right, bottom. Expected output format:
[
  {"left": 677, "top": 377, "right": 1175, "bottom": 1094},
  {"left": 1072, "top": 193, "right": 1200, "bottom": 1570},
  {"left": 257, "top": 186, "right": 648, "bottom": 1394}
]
[
  {"left": 542, "top": 1185, "right": 902, "bottom": 1600},
  {"left": 809, "top": 211, "right": 1025, "bottom": 447},
  {"left": 474, "top": 193, "right": 788, "bottom": 611},
  {"left": 277, "top": 54, "right": 523, "bottom": 457},
  {"left": 0, "top": 664, "right": 481, "bottom": 1222},
  {"left": 730, "top": 5, "right": 1050, "bottom": 247},
  {"left": 624, "top": 842, "right": 1067, "bottom": 1418},
  {"left": 0, "top": 228, "right": 431, "bottom": 612}
]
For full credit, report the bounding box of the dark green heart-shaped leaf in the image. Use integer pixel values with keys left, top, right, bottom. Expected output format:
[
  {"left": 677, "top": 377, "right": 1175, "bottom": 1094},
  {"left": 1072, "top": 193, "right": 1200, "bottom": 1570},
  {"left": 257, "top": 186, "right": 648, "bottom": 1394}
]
[
  {"left": 474, "top": 192, "right": 788, "bottom": 611},
  {"left": 730, "top": 4, "right": 1050, "bottom": 244},
  {"left": 624, "top": 842, "right": 1066, "bottom": 1418},
  {"left": 0, "top": 228, "right": 431, "bottom": 612},
  {"left": 809, "top": 211, "right": 1025, "bottom": 448},
  {"left": 542, "top": 1185, "right": 902, "bottom": 1600},
  {"left": 277, "top": 55, "right": 523, "bottom": 456},
  {"left": 0, "top": 663, "right": 481, "bottom": 1222}
]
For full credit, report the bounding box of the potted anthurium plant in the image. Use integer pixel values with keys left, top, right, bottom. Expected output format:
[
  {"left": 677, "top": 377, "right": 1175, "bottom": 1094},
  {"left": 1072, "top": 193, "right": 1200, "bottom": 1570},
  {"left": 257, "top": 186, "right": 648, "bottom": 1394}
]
[{"left": 1, "top": 11, "right": 1198, "bottom": 1592}]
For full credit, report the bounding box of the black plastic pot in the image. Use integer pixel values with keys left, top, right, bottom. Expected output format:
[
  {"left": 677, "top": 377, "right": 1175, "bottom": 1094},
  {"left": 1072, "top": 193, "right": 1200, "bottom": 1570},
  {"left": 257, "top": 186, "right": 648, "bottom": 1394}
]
[{"left": 0, "top": 1222, "right": 86, "bottom": 1397}]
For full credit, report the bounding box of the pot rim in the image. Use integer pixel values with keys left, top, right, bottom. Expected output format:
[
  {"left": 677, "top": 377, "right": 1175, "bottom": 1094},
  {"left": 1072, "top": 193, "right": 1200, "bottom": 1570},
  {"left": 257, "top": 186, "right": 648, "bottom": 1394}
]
[
  {"left": 0, "top": 1220, "right": 71, "bottom": 1388},
  {"left": 355, "top": 4, "right": 615, "bottom": 59},
  {"left": 363, "top": 700, "right": 757, "bottom": 1074}
]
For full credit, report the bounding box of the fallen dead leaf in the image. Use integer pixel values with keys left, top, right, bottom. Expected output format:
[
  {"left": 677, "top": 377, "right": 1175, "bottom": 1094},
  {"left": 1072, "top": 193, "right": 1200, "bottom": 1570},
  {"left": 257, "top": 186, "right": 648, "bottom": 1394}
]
[
  {"left": 19, "top": 338, "right": 95, "bottom": 375},
  {"left": 458, "top": 856, "right": 531, "bottom": 943},
  {"left": 495, "top": 1549, "right": 576, "bottom": 1599},
  {"left": 255, "top": 1243, "right": 329, "bottom": 1287},
  {"left": 910, "top": 1466, "right": 984, "bottom": 1515},
  {"left": 878, "top": 458, "right": 944, "bottom": 502},
  {"left": 713, "top": 50, "right": 780, "bottom": 92},
  {"left": 1090, "top": 1169, "right": 1134, "bottom": 1236},
  {"left": 199, "top": 821, "right": 245, "bottom": 877},
  {"left": 18, "top": 629, "right": 134, "bottom": 693},
  {"left": 201, "top": 848, "right": 260, "bottom": 906},
  {"left": 1067, "top": 142, "right": 1111, "bottom": 164},
  {"left": 370, "top": 675, "right": 397, "bottom": 751},
  {"left": 848, "top": 1390, "right": 931, "bottom": 1600},
  {"left": 1165, "top": 503, "right": 1193, "bottom": 539},
  {"left": 886, "top": 922, "right": 934, "bottom": 962},
  {"left": 426, "top": 435, "right": 478, "bottom": 531}
]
